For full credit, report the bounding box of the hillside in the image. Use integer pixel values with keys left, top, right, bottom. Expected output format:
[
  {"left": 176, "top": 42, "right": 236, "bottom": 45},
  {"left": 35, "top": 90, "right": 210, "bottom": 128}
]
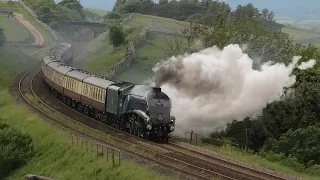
[
  {"left": 80, "top": 13, "right": 189, "bottom": 76},
  {"left": 282, "top": 26, "right": 320, "bottom": 47}
]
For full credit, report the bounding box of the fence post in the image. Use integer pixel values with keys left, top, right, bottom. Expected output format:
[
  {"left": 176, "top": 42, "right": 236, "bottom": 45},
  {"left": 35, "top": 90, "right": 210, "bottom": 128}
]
[
  {"left": 86, "top": 140, "right": 88, "bottom": 152},
  {"left": 112, "top": 149, "right": 115, "bottom": 166},
  {"left": 81, "top": 138, "right": 83, "bottom": 148},
  {"left": 118, "top": 151, "right": 120, "bottom": 166},
  {"left": 190, "top": 131, "right": 193, "bottom": 144},
  {"left": 76, "top": 137, "right": 78, "bottom": 147},
  {"left": 107, "top": 147, "right": 109, "bottom": 161},
  {"left": 102, "top": 146, "right": 104, "bottom": 158},
  {"left": 96, "top": 144, "right": 98, "bottom": 157}
]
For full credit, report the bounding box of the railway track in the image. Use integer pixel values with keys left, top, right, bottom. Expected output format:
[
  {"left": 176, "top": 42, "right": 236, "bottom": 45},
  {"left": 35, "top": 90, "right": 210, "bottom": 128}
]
[
  {"left": 15, "top": 66, "right": 225, "bottom": 180},
  {"left": 24, "top": 67, "right": 299, "bottom": 180},
  {"left": 13, "top": 65, "right": 301, "bottom": 180}
]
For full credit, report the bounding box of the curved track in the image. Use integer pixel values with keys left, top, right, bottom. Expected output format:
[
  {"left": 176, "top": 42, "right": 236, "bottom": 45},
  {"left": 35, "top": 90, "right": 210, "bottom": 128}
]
[
  {"left": 14, "top": 66, "right": 220, "bottom": 180},
  {"left": 11, "top": 64, "right": 301, "bottom": 180}
]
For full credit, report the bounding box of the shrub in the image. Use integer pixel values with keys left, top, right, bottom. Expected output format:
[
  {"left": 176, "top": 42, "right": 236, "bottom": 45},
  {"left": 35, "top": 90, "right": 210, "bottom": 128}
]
[{"left": 0, "top": 121, "right": 34, "bottom": 179}]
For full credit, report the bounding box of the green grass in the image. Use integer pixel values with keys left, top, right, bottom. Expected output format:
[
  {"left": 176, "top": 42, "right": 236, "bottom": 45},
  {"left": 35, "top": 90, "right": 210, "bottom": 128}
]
[
  {"left": 0, "top": 16, "right": 27, "bottom": 41},
  {"left": 116, "top": 34, "right": 189, "bottom": 83},
  {"left": 0, "top": 91, "right": 173, "bottom": 180},
  {"left": 122, "top": 14, "right": 189, "bottom": 34},
  {"left": 0, "top": 2, "right": 54, "bottom": 45},
  {"left": 85, "top": 8, "right": 108, "bottom": 16},
  {"left": 201, "top": 144, "right": 319, "bottom": 180},
  {"left": 0, "top": 46, "right": 173, "bottom": 180},
  {"left": 84, "top": 13, "right": 189, "bottom": 76},
  {"left": 282, "top": 26, "right": 320, "bottom": 40},
  {"left": 282, "top": 26, "right": 320, "bottom": 47}
]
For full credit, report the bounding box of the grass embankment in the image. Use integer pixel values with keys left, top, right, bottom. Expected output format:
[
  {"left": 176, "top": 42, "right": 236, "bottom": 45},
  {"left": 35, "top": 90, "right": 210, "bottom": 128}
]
[
  {"left": 0, "top": 16, "right": 27, "bottom": 41},
  {"left": 201, "top": 144, "right": 319, "bottom": 180},
  {"left": 0, "top": 2, "right": 55, "bottom": 56},
  {"left": 0, "top": 2, "right": 54, "bottom": 45},
  {"left": 0, "top": 8, "right": 172, "bottom": 180},
  {"left": 83, "top": 13, "right": 189, "bottom": 76},
  {"left": 282, "top": 26, "right": 320, "bottom": 47},
  {"left": 0, "top": 44, "right": 172, "bottom": 180}
]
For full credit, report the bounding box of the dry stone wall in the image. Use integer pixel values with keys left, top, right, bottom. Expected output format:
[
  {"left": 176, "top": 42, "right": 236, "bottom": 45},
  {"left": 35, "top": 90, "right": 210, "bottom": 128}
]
[{"left": 105, "top": 18, "right": 184, "bottom": 80}]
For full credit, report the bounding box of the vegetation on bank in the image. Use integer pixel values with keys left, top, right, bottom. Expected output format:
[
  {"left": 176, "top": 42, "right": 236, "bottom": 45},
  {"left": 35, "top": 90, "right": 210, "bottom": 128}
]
[
  {"left": 0, "top": 1, "right": 54, "bottom": 45},
  {"left": 180, "top": 2, "right": 320, "bottom": 178},
  {"left": 108, "top": 1, "right": 320, "bottom": 178},
  {"left": 0, "top": 16, "right": 27, "bottom": 42},
  {"left": 82, "top": 13, "right": 188, "bottom": 75},
  {"left": 0, "top": 17, "right": 171, "bottom": 180},
  {"left": 22, "top": 0, "right": 84, "bottom": 28}
]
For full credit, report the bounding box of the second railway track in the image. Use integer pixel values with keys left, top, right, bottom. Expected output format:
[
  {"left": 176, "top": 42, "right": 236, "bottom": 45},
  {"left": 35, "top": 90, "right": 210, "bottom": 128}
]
[{"left": 13, "top": 65, "right": 300, "bottom": 180}]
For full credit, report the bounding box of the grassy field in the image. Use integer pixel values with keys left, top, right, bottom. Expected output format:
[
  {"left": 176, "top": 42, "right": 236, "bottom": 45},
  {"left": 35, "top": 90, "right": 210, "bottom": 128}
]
[
  {"left": 83, "top": 13, "right": 189, "bottom": 76},
  {"left": 282, "top": 26, "right": 320, "bottom": 46},
  {"left": 0, "top": 16, "right": 27, "bottom": 41},
  {"left": 0, "top": 2, "right": 54, "bottom": 45},
  {"left": 0, "top": 2, "right": 55, "bottom": 57},
  {"left": 0, "top": 44, "right": 173, "bottom": 180},
  {"left": 0, "top": 91, "right": 174, "bottom": 180},
  {"left": 202, "top": 144, "right": 319, "bottom": 180}
]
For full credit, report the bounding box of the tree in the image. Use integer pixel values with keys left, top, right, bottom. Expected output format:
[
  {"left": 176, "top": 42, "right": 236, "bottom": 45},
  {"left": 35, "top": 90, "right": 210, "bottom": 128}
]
[
  {"left": 58, "top": 0, "right": 84, "bottom": 18},
  {"left": 108, "top": 24, "right": 126, "bottom": 47},
  {"left": 122, "top": 0, "right": 143, "bottom": 13},
  {"left": 159, "top": 0, "right": 168, "bottom": 5},
  {"left": 113, "top": 0, "right": 127, "bottom": 11},
  {"left": 263, "top": 126, "right": 320, "bottom": 166},
  {"left": 0, "top": 123, "right": 34, "bottom": 179},
  {"left": 0, "top": 28, "right": 6, "bottom": 46}
]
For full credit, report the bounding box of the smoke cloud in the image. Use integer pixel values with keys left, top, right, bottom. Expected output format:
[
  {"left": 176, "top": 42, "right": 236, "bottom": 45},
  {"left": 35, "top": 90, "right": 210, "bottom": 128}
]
[{"left": 152, "top": 44, "right": 316, "bottom": 136}]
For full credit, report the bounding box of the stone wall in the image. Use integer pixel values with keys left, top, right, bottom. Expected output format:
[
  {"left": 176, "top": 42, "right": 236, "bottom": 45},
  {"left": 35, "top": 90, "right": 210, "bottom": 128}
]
[
  {"left": 105, "top": 26, "right": 184, "bottom": 80},
  {"left": 106, "top": 26, "right": 148, "bottom": 80},
  {"left": 18, "top": 0, "right": 58, "bottom": 41}
]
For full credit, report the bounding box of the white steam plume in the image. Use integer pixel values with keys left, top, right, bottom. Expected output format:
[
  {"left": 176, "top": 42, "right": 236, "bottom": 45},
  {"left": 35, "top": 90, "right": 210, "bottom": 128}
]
[{"left": 151, "top": 44, "right": 316, "bottom": 136}]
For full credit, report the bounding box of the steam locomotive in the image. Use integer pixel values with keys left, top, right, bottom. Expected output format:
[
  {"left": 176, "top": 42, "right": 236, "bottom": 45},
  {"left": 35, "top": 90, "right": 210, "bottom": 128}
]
[{"left": 40, "top": 43, "right": 176, "bottom": 142}]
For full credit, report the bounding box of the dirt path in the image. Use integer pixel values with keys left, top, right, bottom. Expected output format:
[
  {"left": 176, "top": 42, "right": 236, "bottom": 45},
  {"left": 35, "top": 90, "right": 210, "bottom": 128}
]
[{"left": 13, "top": 13, "right": 44, "bottom": 46}]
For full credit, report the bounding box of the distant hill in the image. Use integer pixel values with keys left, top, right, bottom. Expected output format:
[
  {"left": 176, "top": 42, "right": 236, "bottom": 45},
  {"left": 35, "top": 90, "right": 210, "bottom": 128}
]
[{"left": 54, "top": 0, "right": 320, "bottom": 20}]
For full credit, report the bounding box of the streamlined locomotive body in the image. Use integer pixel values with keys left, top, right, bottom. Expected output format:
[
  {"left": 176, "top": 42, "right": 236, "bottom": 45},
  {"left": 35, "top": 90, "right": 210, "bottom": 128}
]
[{"left": 40, "top": 43, "right": 175, "bottom": 142}]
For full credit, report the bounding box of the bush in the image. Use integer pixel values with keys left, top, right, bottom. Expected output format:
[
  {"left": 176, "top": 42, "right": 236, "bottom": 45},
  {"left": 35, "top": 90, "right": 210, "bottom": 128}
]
[
  {"left": 279, "top": 157, "right": 306, "bottom": 173},
  {"left": 264, "top": 152, "right": 286, "bottom": 162},
  {"left": 201, "top": 137, "right": 224, "bottom": 147},
  {"left": 307, "top": 165, "right": 320, "bottom": 176},
  {"left": 0, "top": 121, "right": 34, "bottom": 179},
  {"left": 109, "top": 23, "right": 126, "bottom": 47},
  {"left": 105, "top": 12, "right": 122, "bottom": 19}
]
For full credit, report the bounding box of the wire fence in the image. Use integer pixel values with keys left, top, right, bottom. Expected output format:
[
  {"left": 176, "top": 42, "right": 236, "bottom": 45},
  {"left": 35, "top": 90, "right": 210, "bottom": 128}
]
[
  {"left": 70, "top": 134, "right": 121, "bottom": 166},
  {"left": 183, "top": 131, "right": 248, "bottom": 155}
]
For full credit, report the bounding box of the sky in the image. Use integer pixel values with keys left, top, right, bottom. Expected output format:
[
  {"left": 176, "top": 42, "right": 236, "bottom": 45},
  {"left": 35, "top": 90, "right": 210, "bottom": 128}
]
[{"left": 53, "top": 0, "right": 320, "bottom": 19}]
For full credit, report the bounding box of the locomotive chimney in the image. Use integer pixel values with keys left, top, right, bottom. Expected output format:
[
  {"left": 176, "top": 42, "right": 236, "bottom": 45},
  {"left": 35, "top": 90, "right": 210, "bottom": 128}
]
[{"left": 153, "top": 87, "right": 161, "bottom": 93}]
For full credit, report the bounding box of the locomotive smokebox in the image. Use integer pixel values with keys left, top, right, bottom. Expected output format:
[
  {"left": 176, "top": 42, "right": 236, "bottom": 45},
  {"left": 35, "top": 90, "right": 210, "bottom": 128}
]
[{"left": 153, "top": 87, "right": 161, "bottom": 93}]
